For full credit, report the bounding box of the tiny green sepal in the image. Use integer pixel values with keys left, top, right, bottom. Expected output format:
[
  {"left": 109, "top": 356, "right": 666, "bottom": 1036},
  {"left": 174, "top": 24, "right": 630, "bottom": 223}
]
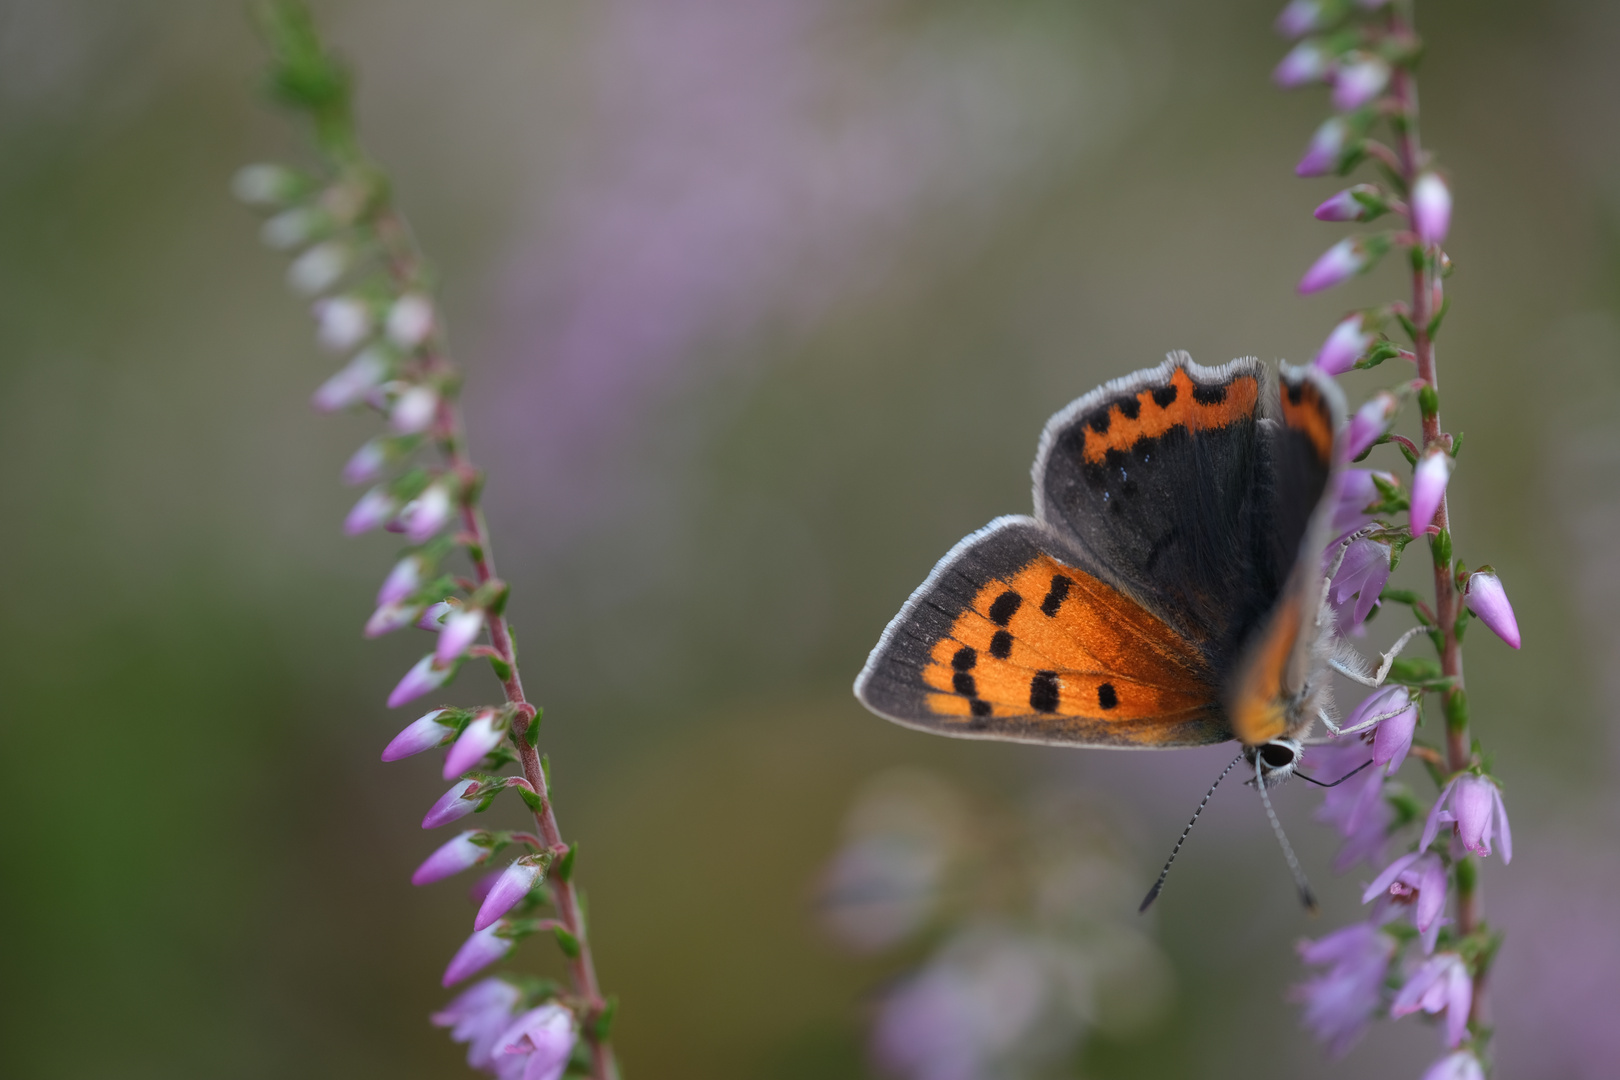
[
  {"left": 1396, "top": 311, "right": 1419, "bottom": 343},
  {"left": 552, "top": 925, "right": 582, "bottom": 959},
  {"left": 1387, "top": 656, "right": 1442, "bottom": 684},
  {"left": 1397, "top": 441, "right": 1418, "bottom": 467},
  {"left": 592, "top": 995, "right": 619, "bottom": 1042},
  {"left": 1418, "top": 384, "right": 1440, "bottom": 420},
  {"left": 555, "top": 842, "right": 577, "bottom": 883},
  {"left": 1451, "top": 431, "right": 1464, "bottom": 457},
  {"left": 1427, "top": 296, "right": 1451, "bottom": 338},
  {"left": 1444, "top": 688, "right": 1469, "bottom": 735},
  {"left": 1430, "top": 529, "right": 1452, "bottom": 570},
  {"left": 541, "top": 753, "right": 551, "bottom": 789},
  {"left": 516, "top": 785, "right": 544, "bottom": 813},
  {"left": 489, "top": 655, "right": 513, "bottom": 682}
]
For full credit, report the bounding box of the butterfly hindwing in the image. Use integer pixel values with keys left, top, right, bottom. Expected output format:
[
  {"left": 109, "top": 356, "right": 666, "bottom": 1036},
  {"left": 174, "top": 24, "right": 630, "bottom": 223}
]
[{"left": 854, "top": 516, "right": 1230, "bottom": 749}]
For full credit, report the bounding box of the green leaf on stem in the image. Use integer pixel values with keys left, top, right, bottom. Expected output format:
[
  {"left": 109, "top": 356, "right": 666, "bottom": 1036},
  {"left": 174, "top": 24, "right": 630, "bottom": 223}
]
[
  {"left": 1418, "top": 384, "right": 1440, "bottom": 421},
  {"left": 1429, "top": 528, "right": 1452, "bottom": 570},
  {"left": 1451, "top": 431, "right": 1464, "bottom": 457},
  {"left": 516, "top": 784, "right": 544, "bottom": 813},
  {"left": 1444, "top": 688, "right": 1469, "bottom": 736},
  {"left": 592, "top": 995, "right": 619, "bottom": 1042},
  {"left": 552, "top": 925, "right": 582, "bottom": 959},
  {"left": 541, "top": 753, "right": 551, "bottom": 790},
  {"left": 1427, "top": 295, "right": 1451, "bottom": 338},
  {"left": 489, "top": 655, "right": 513, "bottom": 682},
  {"left": 1387, "top": 656, "right": 1441, "bottom": 684},
  {"left": 555, "top": 842, "right": 577, "bottom": 883}
]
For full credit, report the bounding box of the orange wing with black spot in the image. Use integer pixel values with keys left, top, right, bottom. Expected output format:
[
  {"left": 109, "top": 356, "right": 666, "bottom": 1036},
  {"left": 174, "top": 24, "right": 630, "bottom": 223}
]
[{"left": 854, "top": 516, "right": 1229, "bottom": 748}]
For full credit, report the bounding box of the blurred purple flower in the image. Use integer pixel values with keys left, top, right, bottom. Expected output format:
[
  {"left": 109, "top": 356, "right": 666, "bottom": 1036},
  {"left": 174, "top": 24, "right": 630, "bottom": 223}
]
[
  {"left": 1293, "top": 922, "right": 1396, "bottom": 1056},
  {"left": 1409, "top": 444, "right": 1453, "bottom": 535},
  {"left": 1369, "top": 690, "right": 1417, "bottom": 775},
  {"left": 1343, "top": 390, "right": 1397, "bottom": 461},
  {"left": 1392, "top": 951, "right": 1472, "bottom": 1047},
  {"left": 1274, "top": 41, "right": 1330, "bottom": 87},
  {"left": 1276, "top": 0, "right": 1332, "bottom": 38},
  {"left": 1314, "top": 184, "right": 1385, "bottom": 222},
  {"left": 419, "top": 600, "right": 455, "bottom": 630},
  {"left": 1299, "top": 237, "right": 1381, "bottom": 293},
  {"left": 382, "top": 708, "right": 454, "bottom": 762},
  {"left": 444, "top": 709, "right": 504, "bottom": 780},
  {"left": 424, "top": 779, "right": 482, "bottom": 830},
  {"left": 1423, "top": 1050, "right": 1485, "bottom": 1080},
  {"left": 398, "top": 481, "right": 456, "bottom": 544},
  {"left": 413, "top": 831, "right": 493, "bottom": 886},
  {"left": 1331, "top": 468, "right": 1397, "bottom": 535},
  {"left": 444, "top": 923, "right": 516, "bottom": 987},
  {"left": 1363, "top": 851, "right": 1447, "bottom": 934},
  {"left": 387, "top": 294, "right": 436, "bottom": 349},
  {"left": 1330, "top": 536, "right": 1392, "bottom": 634},
  {"left": 476, "top": 860, "right": 546, "bottom": 932},
  {"left": 1331, "top": 53, "right": 1390, "bottom": 110},
  {"left": 378, "top": 554, "right": 427, "bottom": 606},
  {"left": 389, "top": 653, "right": 455, "bottom": 709},
  {"left": 1464, "top": 570, "right": 1521, "bottom": 649},
  {"left": 1296, "top": 116, "right": 1355, "bottom": 177},
  {"left": 1423, "top": 775, "right": 1512, "bottom": 863},
  {"left": 365, "top": 599, "right": 425, "bottom": 638},
  {"left": 312, "top": 295, "right": 371, "bottom": 353},
  {"left": 389, "top": 384, "right": 440, "bottom": 435},
  {"left": 432, "top": 977, "right": 524, "bottom": 1071},
  {"left": 437, "top": 607, "right": 486, "bottom": 665},
  {"left": 313, "top": 346, "right": 390, "bottom": 412},
  {"left": 1412, "top": 173, "right": 1452, "bottom": 246},
  {"left": 342, "top": 437, "right": 391, "bottom": 485},
  {"left": 1310, "top": 740, "right": 1389, "bottom": 872},
  {"left": 1315, "top": 313, "right": 1374, "bottom": 375},
  {"left": 495, "top": 1004, "right": 576, "bottom": 1080},
  {"left": 344, "top": 486, "right": 398, "bottom": 535},
  {"left": 287, "top": 239, "right": 350, "bottom": 295}
]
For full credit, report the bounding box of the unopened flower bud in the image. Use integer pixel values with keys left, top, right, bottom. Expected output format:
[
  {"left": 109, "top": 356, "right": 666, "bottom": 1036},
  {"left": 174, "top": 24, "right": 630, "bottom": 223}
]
[
  {"left": 1464, "top": 570, "right": 1520, "bottom": 649},
  {"left": 1411, "top": 172, "right": 1452, "bottom": 246},
  {"left": 399, "top": 481, "right": 455, "bottom": 544},
  {"left": 443, "top": 924, "right": 516, "bottom": 987},
  {"left": 232, "top": 163, "right": 306, "bottom": 206},
  {"left": 342, "top": 437, "right": 392, "bottom": 485},
  {"left": 261, "top": 205, "right": 331, "bottom": 251},
  {"left": 312, "top": 296, "right": 371, "bottom": 353},
  {"left": 420, "top": 600, "right": 456, "bottom": 630},
  {"left": 287, "top": 240, "right": 351, "bottom": 296},
  {"left": 423, "top": 778, "right": 481, "bottom": 829},
  {"left": 1343, "top": 391, "right": 1398, "bottom": 460},
  {"left": 365, "top": 600, "right": 424, "bottom": 638},
  {"left": 389, "top": 384, "right": 439, "bottom": 435},
  {"left": 1314, "top": 183, "right": 1385, "bottom": 223},
  {"left": 382, "top": 708, "right": 455, "bottom": 762},
  {"left": 444, "top": 708, "right": 504, "bottom": 780},
  {"left": 474, "top": 859, "right": 545, "bottom": 931},
  {"left": 1296, "top": 116, "right": 1356, "bottom": 177},
  {"left": 389, "top": 653, "right": 455, "bottom": 709},
  {"left": 412, "top": 830, "right": 492, "bottom": 886},
  {"left": 1314, "top": 314, "right": 1375, "bottom": 375},
  {"left": 1275, "top": 0, "right": 1331, "bottom": 38},
  {"left": 387, "top": 293, "right": 436, "bottom": 349},
  {"left": 312, "top": 346, "right": 391, "bottom": 412},
  {"left": 1273, "top": 40, "right": 1330, "bottom": 87},
  {"left": 1299, "top": 236, "right": 1386, "bottom": 294},
  {"left": 344, "top": 486, "right": 399, "bottom": 535},
  {"left": 1332, "top": 53, "right": 1390, "bottom": 110},
  {"left": 1409, "top": 444, "right": 1453, "bottom": 535},
  {"left": 1423, "top": 1050, "right": 1485, "bottom": 1080},
  {"left": 378, "top": 555, "right": 427, "bottom": 606},
  {"left": 437, "top": 607, "right": 485, "bottom": 665}
]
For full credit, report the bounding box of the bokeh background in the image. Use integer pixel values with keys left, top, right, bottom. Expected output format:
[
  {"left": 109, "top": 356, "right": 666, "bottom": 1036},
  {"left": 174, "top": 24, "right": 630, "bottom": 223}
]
[{"left": 3, "top": 0, "right": 1618, "bottom": 1076}]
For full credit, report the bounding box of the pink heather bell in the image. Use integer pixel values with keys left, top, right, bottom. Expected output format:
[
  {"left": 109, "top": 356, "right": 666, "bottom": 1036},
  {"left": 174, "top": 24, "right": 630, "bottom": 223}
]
[
  {"left": 1422, "top": 774, "right": 1512, "bottom": 863},
  {"left": 389, "top": 653, "right": 455, "bottom": 709},
  {"left": 443, "top": 923, "right": 515, "bottom": 987},
  {"left": 474, "top": 859, "right": 545, "bottom": 931},
  {"left": 1391, "top": 952, "right": 1472, "bottom": 1048},
  {"left": 436, "top": 607, "right": 486, "bottom": 665},
  {"left": 443, "top": 709, "right": 504, "bottom": 780},
  {"left": 1411, "top": 172, "right": 1453, "bottom": 246},
  {"left": 495, "top": 1004, "right": 577, "bottom": 1080},
  {"left": 413, "top": 830, "right": 492, "bottom": 886},
  {"left": 1408, "top": 444, "right": 1453, "bottom": 535},
  {"left": 1296, "top": 117, "right": 1354, "bottom": 177},
  {"left": 1314, "top": 314, "right": 1375, "bottom": 376},
  {"left": 432, "top": 978, "right": 523, "bottom": 1071},
  {"left": 1273, "top": 41, "right": 1330, "bottom": 87},
  {"left": 1331, "top": 54, "right": 1391, "bottom": 110},
  {"left": 1464, "top": 570, "right": 1521, "bottom": 649},
  {"left": 1362, "top": 851, "right": 1447, "bottom": 934},
  {"left": 1342, "top": 391, "right": 1398, "bottom": 461},
  {"left": 1299, "top": 237, "right": 1381, "bottom": 293},
  {"left": 423, "top": 779, "right": 482, "bottom": 829},
  {"left": 1314, "top": 184, "right": 1385, "bottom": 223},
  {"left": 1423, "top": 1051, "right": 1485, "bottom": 1080},
  {"left": 382, "top": 708, "right": 453, "bottom": 762}
]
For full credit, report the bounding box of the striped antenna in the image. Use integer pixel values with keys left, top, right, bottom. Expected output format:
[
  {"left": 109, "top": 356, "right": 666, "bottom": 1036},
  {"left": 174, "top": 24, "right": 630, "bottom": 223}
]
[
  {"left": 1139, "top": 753, "right": 1244, "bottom": 914},
  {"left": 1255, "top": 757, "right": 1318, "bottom": 913}
]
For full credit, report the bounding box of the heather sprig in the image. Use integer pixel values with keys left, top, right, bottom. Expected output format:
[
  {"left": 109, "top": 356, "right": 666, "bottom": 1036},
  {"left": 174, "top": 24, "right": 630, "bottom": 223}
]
[
  {"left": 1275, "top": 2, "right": 1517, "bottom": 1075},
  {"left": 236, "top": 4, "right": 617, "bottom": 1077}
]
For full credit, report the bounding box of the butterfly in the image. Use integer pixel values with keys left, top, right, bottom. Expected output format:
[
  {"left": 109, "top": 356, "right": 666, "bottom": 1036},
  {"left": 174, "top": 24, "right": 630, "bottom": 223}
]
[{"left": 853, "top": 352, "right": 1360, "bottom": 910}]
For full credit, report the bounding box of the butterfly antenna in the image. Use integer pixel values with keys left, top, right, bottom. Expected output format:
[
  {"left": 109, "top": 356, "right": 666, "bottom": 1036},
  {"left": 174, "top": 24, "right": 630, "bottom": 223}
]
[
  {"left": 1139, "top": 753, "right": 1243, "bottom": 914},
  {"left": 1254, "top": 761, "right": 1318, "bottom": 913}
]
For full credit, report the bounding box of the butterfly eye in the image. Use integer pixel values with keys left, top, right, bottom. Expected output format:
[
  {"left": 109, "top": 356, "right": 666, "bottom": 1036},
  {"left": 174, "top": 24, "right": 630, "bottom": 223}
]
[{"left": 1260, "top": 742, "right": 1297, "bottom": 770}]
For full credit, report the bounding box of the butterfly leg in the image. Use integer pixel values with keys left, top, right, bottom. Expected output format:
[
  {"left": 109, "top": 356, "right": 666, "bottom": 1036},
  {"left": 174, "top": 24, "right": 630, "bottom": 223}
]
[{"left": 1328, "top": 625, "right": 1423, "bottom": 689}]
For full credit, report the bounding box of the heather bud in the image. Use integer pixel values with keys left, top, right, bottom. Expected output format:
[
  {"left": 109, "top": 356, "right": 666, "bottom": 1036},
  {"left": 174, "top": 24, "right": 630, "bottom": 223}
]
[
  {"left": 444, "top": 709, "right": 504, "bottom": 780},
  {"left": 1296, "top": 116, "right": 1356, "bottom": 177},
  {"left": 474, "top": 859, "right": 545, "bottom": 931},
  {"left": 423, "top": 779, "right": 482, "bottom": 829},
  {"left": 232, "top": 163, "right": 307, "bottom": 206},
  {"left": 287, "top": 240, "right": 351, "bottom": 295},
  {"left": 1273, "top": 40, "right": 1331, "bottom": 87},
  {"left": 1314, "top": 314, "right": 1376, "bottom": 375},
  {"left": 437, "top": 607, "right": 485, "bottom": 665},
  {"left": 412, "top": 830, "right": 492, "bottom": 886},
  {"left": 1423, "top": 1050, "right": 1485, "bottom": 1080},
  {"left": 312, "top": 346, "right": 391, "bottom": 412},
  {"left": 342, "top": 437, "right": 393, "bottom": 485},
  {"left": 389, "top": 653, "right": 456, "bottom": 709},
  {"left": 1299, "top": 235, "right": 1388, "bottom": 294},
  {"left": 1314, "top": 183, "right": 1387, "bottom": 223},
  {"left": 1408, "top": 444, "right": 1453, "bottom": 535},
  {"left": 387, "top": 293, "right": 436, "bottom": 349},
  {"left": 365, "top": 600, "right": 424, "bottom": 638},
  {"left": 1343, "top": 391, "right": 1398, "bottom": 460},
  {"left": 399, "top": 481, "right": 456, "bottom": 544},
  {"left": 419, "top": 600, "right": 456, "bottom": 630},
  {"left": 382, "top": 708, "right": 455, "bottom": 762},
  {"left": 1411, "top": 172, "right": 1452, "bottom": 246},
  {"left": 344, "top": 486, "right": 399, "bottom": 535},
  {"left": 443, "top": 924, "right": 516, "bottom": 987},
  {"left": 379, "top": 554, "right": 428, "bottom": 606},
  {"left": 312, "top": 296, "right": 372, "bottom": 353},
  {"left": 1331, "top": 53, "right": 1390, "bottom": 110},
  {"left": 1275, "top": 0, "right": 1332, "bottom": 38},
  {"left": 389, "top": 384, "right": 440, "bottom": 435},
  {"left": 1464, "top": 570, "right": 1521, "bottom": 649}
]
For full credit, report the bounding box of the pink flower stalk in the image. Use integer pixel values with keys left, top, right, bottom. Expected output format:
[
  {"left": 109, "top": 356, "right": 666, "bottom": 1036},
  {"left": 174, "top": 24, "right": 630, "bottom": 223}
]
[
  {"left": 1423, "top": 1050, "right": 1485, "bottom": 1080},
  {"left": 1362, "top": 851, "right": 1447, "bottom": 933},
  {"left": 1464, "top": 570, "right": 1521, "bottom": 649},
  {"left": 311, "top": 295, "right": 371, "bottom": 353},
  {"left": 1275, "top": 0, "right": 1331, "bottom": 38},
  {"left": 437, "top": 607, "right": 486, "bottom": 665},
  {"left": 1296, "top": 116, "right": 1355, "bottom": 177},
  {"left": 382, "top": 708, "right": 454, "bottom": 762},
  {"left": 342, "top": 437, "right": 390, "bottom": 485},
  {"left": 476, "top": 859, "right": 546, "bottom": 931},
  {"left": 1330, "top": 537, "right": 1393, "bottom": 633},
  {"left": 1293, "top": 922, "right": 1396, "bottom": 1056},
  {"left": 1411, "top": 172, "right": 1452, "bottom": 246},
  {"left": 444, "top": 709, "right": 505, "bottom": 780},
  {"left": 389, "top": 384, "right": 440, "bottom": 435},
  {"left": 443, "top": 923, "right": 516, "bottom": 987},
  {"left": 364, "top": 599, "right": 423, "bottom": 638},
  {"left": 423, "top": 779, "right": 482, "bottom": 830},
  {"left": 389, "top": 653, "right": 456, "bottom": 709},
  {"left": 1343, "top": 390, "right": 1398, "bottom": 461},
  {"left": 432, "top": 978, "right": 524, "bottom": 1071},
  {"left": 496, "top": 1004, "right": 577, "bottom": 1080},
  {"left": 1331, "top": 54, "right": 1391, "bottom": 110},
  {"left": 1299, "top": 236, "right": 1379, "bottom": 293},
  {"left": 1330, "top": 469, "right": 1397, "bottom": 535},
  {"left": 398, "top": 481, "right": 455, "bottom": 544},
  {"left": 1314, "top": 184, "right": 1385, "bottom": 222},
  {"left": 312, "top": 346, "right": 390, "bottom": 412},
  {"left": 1274, "top": 41, "right": 1330, "bottom": 87},
  {"left": 386, "top": 293, "right": 436, "bottom": 349},
  {"left": 1409, "top": 444, "right": 1454, "bottom": 535},
  {"left": 378, "top": 555, "right": 427, "bottom": 606},
  {"left": 344, "top": 486, "right": 399, "bottom": 535},
  {"left": 1311, "top": 741, "right": 1389, "bottom": 871},
  {"left": 413, "top": 830, "right": 493, "bottom": 886},
  {"left": 1314, "top": 314, "right": 1375, "bottom": 375},
  {"left": 1391, "top": 951, "right": 1472, "bottom": 1047},
  {"left": 1422, "top": 775, "right": 1512, "bottom": 863}
]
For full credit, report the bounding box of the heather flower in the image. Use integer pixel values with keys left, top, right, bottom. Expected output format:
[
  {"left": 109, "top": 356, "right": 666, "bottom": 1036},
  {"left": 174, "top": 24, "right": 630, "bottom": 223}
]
[
  {"left": 344, "top": 486, "right": 399, "bottom": 535},
  {"left": 261, "top": 204, "right": 328, "bottom": 250},
  {"left": 1331, "top": 53, "right": 1390, "bottom": 110},
  {"left": 398, "top": 481, "right": 455, "bottom": 544},
  {"left": 365, "top": 600, "right": 423, "bottom": 638},
  {"left": 1314, "top": 184, "right": 1386, "bottom": 223},
  {"left": 1330, "top": 468, "right": 1397, "bottom": 535},
  {"left": 1464, "top": 570, "right": 1521, "bottom": 649},
  {"left": 445, "top": 709, "right": 505, "bottom": 780},
  {"left": 444, "top": 923, "right": 516, "bottom": 987},
  {"left": 1369, "top": 690, "right": 1418, "bottom": 775},
  {"left": 1314, "top": 313, "right": 1374, "bottom": 375},
  {"left": 1275, "top": 0, "right": 1332, "bottom": 38},
  {"left": 1391, "top": 951, "right": 1472, "bottom": 1047},
  {"left": 387, "top": 293, "right": 436, "bottom": 349},
  {"left": 312, "top": 295, "right": 371, "bottom": 353},
  {"left": 1330, "top": 537, "right": 1392, "bottom": 633},
  {"left": 1311, "top": 741, "right": 1391, "bottom": 872},
  {"left": 495, "top": 1004, "right": 577, "bottom": 1080},
  {"left": 1422, "top": 775, "right": 1512, "bottom": 863},
  {"left": 1299, "top": 236, "right": 1385, "bottom": 293},
  {"left": 389, "top": 653, "right": 455, "bottom": 709},
  {"left": 423, "top": 778, "right": 482, "bottom": 830},
  {"left": 437, "top": 606, "right": 486, "bottom": 665},
  {"left": 1423, "top": 1050, "right": 1485, "bottom": 1080},
  {"left": 312, "top": 346, "right": 391, "bottom": 412},
  {"left": 475, "top": 859, "right": 546, "bottom": 931},
  {"left": 1293, "top": 922, "right": 1396, "bottom": 1056},
  {"left": 432, "top": 977, "right": 524, "bottom": 1071},
  {"left": 378, "top": 554, "right": 427, "bottom": 606},
  {"left": 413, "top": 830, "right": 493, "bottom": 886},
  {"left": 342, "top": 437, "right": 391, "bottom": 485},
  {"left": 1296, "top": 116, "right": 1356, "bottom": 177},
  {"left": 1343, "top": 391, "right": 1398, "bottom": 461},
  {"left": 1274, "top": 41, "right": 1330, "bottom": 87},
  {"left": 232, "top": 162, "right": 305, "bottom": 206},
  {"left": 419, "top": 600, "right": 456, "bottom": 630},
  {"left": 389, "top": 384, "right": 440, "bottom": 435},
  {"left": 1409, "top": 444, "right": 1453, "bottom": 535},
  {"left": 382, "top": 708, "right": 454, "bottom": 762},
  {"left": 287, "top": 239, "right": 350, "bottom": 295},
  {"left": 1411, "top": 173, "right": 1452, "bottom": 246},
  {"left": 1362, "top": 851, "right": 1447, "bottom": 934}
]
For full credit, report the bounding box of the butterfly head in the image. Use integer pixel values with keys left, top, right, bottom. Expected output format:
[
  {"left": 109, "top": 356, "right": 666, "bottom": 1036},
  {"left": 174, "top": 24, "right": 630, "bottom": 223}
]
[{"left": 1247, "top": 736, "right": 1305, "bottom": 789}]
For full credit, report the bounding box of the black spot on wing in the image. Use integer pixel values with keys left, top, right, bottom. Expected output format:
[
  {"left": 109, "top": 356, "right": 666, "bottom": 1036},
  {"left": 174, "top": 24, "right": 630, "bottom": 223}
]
[
  {"left": 1040, "top": 575, "right": 1072, "bottom": 616},
  {"left": 1097, "top": 683, "right": 1118, "bottom": 710},
  {"left": 952, "top": 647, "right": 977, "bottom": 671},
  {"left": 989, "top": 630, "right": 1013, "bottom": 659},
  {"left": 989, "top": 590, "right": 1022, "bottom": 626},
  {"left": 953, "top": 672, "right": 976, "bottom": 696},
  {"left": 1030, "top": 671, "right": 1060, "bottom": 713},
  {"left": 1152, "top": 384, "right": 1178, "bottom": 408},
  {"left": 969, "top": 699, "right": 992, "bottom": 719},
  {"left": 1088, "top": 410, "right": 1110, "bottom": 434},
  {"left": 1191, "top": 382, "right": 1228, "bottom": 405},
  {"left": 1118, "top": 397, "right": 1141, "bottom": 420}
]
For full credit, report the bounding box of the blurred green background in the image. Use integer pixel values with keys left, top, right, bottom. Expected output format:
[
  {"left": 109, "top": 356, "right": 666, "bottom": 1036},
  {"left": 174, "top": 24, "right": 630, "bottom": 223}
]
[{"left": 3, "top": 0, "right": 1618, "bottom": 1076}]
